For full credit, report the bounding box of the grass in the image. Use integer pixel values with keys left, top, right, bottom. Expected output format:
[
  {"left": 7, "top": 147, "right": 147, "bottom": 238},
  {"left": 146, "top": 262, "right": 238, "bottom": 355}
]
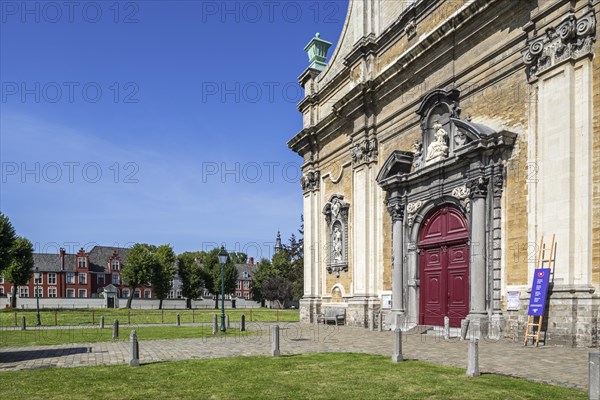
[
  {"left": 0, "top": 353, "right": 586, "bottom": 399},
  {"left": 0, "top": 325, "right": 251, "bottom": 346},
  {"left": 0, "top": 308, "right": 299, "bottom": 327}
]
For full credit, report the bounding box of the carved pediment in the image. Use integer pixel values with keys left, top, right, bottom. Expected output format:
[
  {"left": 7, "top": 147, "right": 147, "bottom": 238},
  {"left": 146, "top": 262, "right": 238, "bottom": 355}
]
[{"left": 375, "top": 151, "right": 413, "bottom": 185}]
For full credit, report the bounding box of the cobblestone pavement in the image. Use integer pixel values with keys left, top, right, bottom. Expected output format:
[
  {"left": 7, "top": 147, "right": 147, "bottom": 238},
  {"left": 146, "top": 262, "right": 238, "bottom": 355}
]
[{"left": 0, "top": 323, "right": 591, "bottom": 390}]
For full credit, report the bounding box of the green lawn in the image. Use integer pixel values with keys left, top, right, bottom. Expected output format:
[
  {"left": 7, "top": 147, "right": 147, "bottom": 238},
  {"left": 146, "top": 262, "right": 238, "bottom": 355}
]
[
  {"left": 0, "top": 353, "right": 585, "bottom": 399},
  {"left": 0, "top": 326, "right": 250, "bottom": 346},
  {"left": 0, "top": 308, "right": 298, "bottom": 327}
]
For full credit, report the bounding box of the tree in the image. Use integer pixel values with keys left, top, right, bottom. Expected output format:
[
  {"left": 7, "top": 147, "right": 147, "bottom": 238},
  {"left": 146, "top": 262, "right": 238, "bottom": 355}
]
[
  {"left": 177, "top": 252, "right": 205, "bottom": 308},
  {"left": 153, "top": 245, "right": 176, "bottom": 310},
  {"left": 261, "top": 275, "right": 292, "bottom": 309},
  {"left": 228, "top": 252, "right": 247, "bottom": 264},
  {"left": 0, "top": 212, "right": 17, "bottom": 274},
  {"left": 250, "top": 258, "right": 272, "bottom": 303},
  {"left": 122, "top": 243, "right": 155, "bottom": 309},
  {"left": 4, "top": 237, "right": 34, "bottom": 308},
  {"left": 203, "top": 248, "right": 238, "bottom": 309}
]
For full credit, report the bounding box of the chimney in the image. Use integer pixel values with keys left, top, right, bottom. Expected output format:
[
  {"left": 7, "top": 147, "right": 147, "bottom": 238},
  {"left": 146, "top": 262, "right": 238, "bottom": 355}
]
[
  {"left": 248, "top": 257, "right": 254, "bottom": 266},
  {"left": 59, "top": 248, "right": 65, "bottom": 271}
]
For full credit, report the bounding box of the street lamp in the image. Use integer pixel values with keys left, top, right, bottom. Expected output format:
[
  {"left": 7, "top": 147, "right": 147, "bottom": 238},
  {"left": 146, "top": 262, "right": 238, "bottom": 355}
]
[
  {"left": 218, "top": 246, "right": 228, "bottom": 332},
  {"left": 34, "top": 267, "right": 41, "bottom": 326}
]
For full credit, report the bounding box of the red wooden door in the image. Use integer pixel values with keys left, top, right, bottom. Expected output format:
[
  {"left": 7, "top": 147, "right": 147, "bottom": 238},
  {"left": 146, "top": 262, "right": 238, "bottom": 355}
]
[{"left": 419, "top": 206, "right": 469, "bottom": 327}]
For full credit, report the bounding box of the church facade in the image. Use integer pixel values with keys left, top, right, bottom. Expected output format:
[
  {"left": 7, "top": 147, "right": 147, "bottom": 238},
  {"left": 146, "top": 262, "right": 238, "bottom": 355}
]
[{"left": 288, "top": 0, "right": 599, "bottom": 346}]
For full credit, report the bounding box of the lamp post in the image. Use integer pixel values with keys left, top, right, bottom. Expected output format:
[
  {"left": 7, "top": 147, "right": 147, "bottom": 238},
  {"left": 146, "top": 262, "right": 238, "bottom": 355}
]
[
  {"left": 218, "top": 246, "right": 228, "bottom": 332},
  {"left": 34, "top": 267, "right": 41, "bottom": 326}
]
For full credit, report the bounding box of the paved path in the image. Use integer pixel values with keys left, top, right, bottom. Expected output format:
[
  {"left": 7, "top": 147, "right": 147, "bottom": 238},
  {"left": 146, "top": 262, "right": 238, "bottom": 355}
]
[{"left": 0, "top": 323, "right": 591, "bottom": 390}]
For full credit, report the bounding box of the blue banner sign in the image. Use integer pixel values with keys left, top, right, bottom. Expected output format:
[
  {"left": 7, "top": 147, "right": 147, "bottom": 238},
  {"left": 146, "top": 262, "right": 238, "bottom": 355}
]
[{"left": 527, "top": 268, "right": 551, "bottom": 316}]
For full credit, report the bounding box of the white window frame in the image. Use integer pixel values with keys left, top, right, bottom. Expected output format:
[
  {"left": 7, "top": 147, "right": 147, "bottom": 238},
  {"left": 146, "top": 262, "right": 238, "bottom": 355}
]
[
  {"left": 0, "top": 275, "right": 4, "bottom": 284},
  {"left": 78, "top": 289, "right": 87, "bottom": 298},
  {"left": 66, "top": 272, "right": 75, "bottom": 284},
  {"left": 78, "top": 273, "right": 87, "bottom": 285},
  {"left": 34, "top": 286, "right": 43, "bottom": 297},
  {"left": 34, "top": 274, "right": 43, "bottom": 285},
  {"left": 97, "top": 274, "right": 105, "bottom": 285},
  {"left": 19, "top": 286, "right": 29, "bottom": 298},
  {"left": 134, "top": 289, "right": 141, "bottom": 298},
  {"left": 122, "top": 289, "right": 130, "bottom": 298},
  {"left": 176, "top": 290, "right": 182, "bottom": 299},
  {"left": 66, "top": 288, "right": 75, "bottom": 298},
  {"left": 0, "top": 286, "right": 4, "bottom": 296},
  {"left": 111, "top": 259, "right": 120, "bottom": 270},
  {"left": 144, "top": 289, "right": 151, "bottom": 299},
  {"left": 48, "top": 273, "right": 57, "bottom": 285},
  {"left": 48, "top": 287, "right": 57, "bottom": 298},
  {"left": 78, "top": 257, "right": 87, "bottom": 268},
  {"left": 112, "top": 274, "right": 120, "bottom": 285}
]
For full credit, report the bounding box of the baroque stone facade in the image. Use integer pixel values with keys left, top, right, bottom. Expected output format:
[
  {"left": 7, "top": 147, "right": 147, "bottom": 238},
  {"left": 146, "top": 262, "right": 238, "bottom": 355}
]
[{"left": 288, "top": 0, "right": 599, "bottom": 346}]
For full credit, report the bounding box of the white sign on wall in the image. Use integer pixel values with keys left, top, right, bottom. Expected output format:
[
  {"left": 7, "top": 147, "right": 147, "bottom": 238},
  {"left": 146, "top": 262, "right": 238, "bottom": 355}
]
[
  {"left": 506, "top": 291, "right": 520, "bottom": 311},
  {"left": 381, "top": 294, "right": 392, "bottom": 309}
]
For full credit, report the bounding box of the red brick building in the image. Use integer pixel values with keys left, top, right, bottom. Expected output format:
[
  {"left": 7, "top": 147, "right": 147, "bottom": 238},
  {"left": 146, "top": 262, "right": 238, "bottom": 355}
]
[{"left": 0, "top": 246, "right": 153, "bottom": 300}]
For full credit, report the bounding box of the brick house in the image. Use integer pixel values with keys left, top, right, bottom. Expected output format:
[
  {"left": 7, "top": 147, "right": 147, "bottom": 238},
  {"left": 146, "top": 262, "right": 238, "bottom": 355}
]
[
  {"left": 0, "top": 246, "right": 153, "bottom": 300},
  {"left": 234, "top": 258, "right": 256, "bottom": 300}
]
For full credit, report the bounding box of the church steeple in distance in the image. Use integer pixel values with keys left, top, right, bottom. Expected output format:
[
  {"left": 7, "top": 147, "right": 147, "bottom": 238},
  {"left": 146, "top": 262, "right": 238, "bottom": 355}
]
[{"left": 274, "top": 230, "right": 283, "bottom": 254}]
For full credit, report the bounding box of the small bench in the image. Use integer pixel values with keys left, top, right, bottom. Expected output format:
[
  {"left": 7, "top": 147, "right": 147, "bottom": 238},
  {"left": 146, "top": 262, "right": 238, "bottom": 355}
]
[{"left": 316, "top": 307, "right": 346, "bottom": 325}]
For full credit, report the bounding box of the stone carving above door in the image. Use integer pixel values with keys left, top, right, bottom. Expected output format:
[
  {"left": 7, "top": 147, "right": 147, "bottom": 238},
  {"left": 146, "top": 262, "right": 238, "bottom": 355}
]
[
  {"left": 406, "top": 200, "right": 424, "bottom": 227},
  {"left": 523, "top": 10, "right": 596, "bottom": 82},
  {"left": 452, "top": 184, "right": 471, "bottom": 213},
  {"left": 323, "top": 194, "right": 350, "bottom": 277}
]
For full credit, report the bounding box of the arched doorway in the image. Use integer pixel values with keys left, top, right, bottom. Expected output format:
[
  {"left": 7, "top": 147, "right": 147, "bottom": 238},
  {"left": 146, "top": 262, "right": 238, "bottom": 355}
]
[{"left": 419, "top": 206, "right": 469, "bottom": 327}]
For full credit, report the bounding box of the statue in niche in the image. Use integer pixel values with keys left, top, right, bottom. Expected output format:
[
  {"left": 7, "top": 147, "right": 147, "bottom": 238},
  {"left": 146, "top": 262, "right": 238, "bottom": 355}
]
[
  {"left": 412, "top": 141, "right": 423, "bottom": 170},
  {"left": 426, "top": 122, "right": 449, "bottom": 162},
  {"left": 454, "top": 129, "right": 467, "bottom": 148},
  {"left": 333, "top": 226, "right": 343, "bottom": 262}
]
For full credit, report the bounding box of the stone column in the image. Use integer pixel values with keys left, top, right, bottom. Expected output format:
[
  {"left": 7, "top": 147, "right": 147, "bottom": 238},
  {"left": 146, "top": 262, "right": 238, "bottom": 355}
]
[
  {"left": 468, "top": 177, "right": 488, "bottom": 334},
  {"left": 388, "top": 199, "right": 405, "bottom": 330}
]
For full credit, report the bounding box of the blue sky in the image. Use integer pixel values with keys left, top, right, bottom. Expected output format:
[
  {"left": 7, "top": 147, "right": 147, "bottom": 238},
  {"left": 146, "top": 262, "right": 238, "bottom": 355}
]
[{"left": 0, "top": 0, "right": 347, "bottom": 259}]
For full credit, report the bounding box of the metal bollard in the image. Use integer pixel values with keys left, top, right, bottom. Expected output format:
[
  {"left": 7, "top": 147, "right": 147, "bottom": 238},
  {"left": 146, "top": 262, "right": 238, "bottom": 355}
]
[
  {"left": 112, "top": 319, "right": 119, "bottom": 339},
  {"left": 369, "top": 312, "right": 375, "bottom": 332},
  {"left": 241, "top": 314, "right": 246, "bottom": 332},
  {"left": 225, "top": 314, "right": 230, "bottom": 329},
  {"left": 100, "top": 316, "right": 104, "bottom": 329},
  {"left": 212, "top": 314, "right": 218, "bottom": 335},
  {"left": 378, "top": 313, "right": 383, "bottom": 332},
  {"left": 129, "top": 330, "right": 140, "bottom": 367},
  {"left": 444, "top": 316, "right": 450, "bottom": 340},
  {"left": 392, "top": 328, "right": 403, "bottom": 362},
  {"left": 467, "top": 338, "right": 480, "bottom": 377},
  {"left": 176, "top": 314, "right": 181, "bottom": 326},
  {"left": 590, "top": 352, "right": 600, "bottom": 400},
  {"left": 271, "top": 325, "right": 280, "bottom": 356},
  {"left": 21, "top": 316, "right": 26, "bottom": 331}
]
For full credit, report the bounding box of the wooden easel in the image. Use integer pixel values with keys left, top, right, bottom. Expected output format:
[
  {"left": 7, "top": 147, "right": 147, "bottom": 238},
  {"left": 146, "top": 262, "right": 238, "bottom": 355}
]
[{"left": 524, "top": 234, "right": 555, "bottom": 347}]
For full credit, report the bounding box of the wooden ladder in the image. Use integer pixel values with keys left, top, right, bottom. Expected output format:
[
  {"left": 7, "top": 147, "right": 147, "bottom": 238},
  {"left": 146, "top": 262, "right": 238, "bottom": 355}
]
[{"left": 524, "top": 234, "right": 555, "bottom": 347}]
